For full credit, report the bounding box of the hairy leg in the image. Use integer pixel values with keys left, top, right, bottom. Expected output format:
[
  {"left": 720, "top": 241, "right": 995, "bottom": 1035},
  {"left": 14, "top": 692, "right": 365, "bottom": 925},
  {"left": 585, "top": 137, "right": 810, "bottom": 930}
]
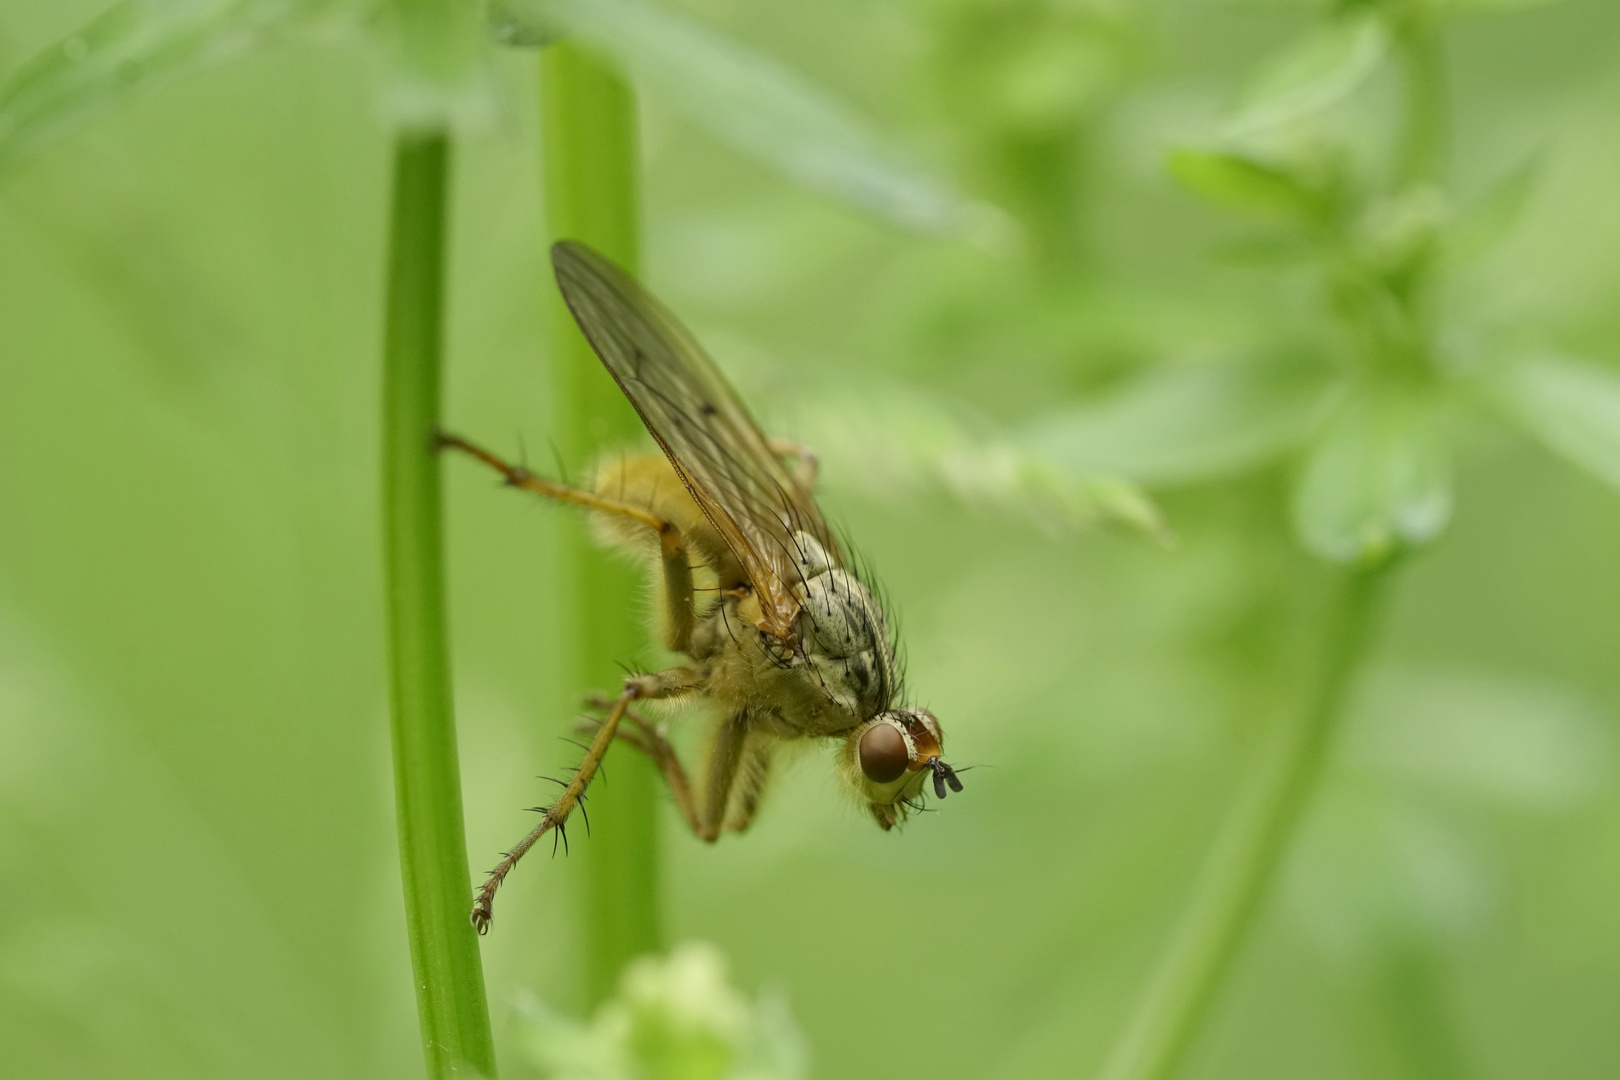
[{"left": 469, "top": 667, "right": 698, "bottom": 934}]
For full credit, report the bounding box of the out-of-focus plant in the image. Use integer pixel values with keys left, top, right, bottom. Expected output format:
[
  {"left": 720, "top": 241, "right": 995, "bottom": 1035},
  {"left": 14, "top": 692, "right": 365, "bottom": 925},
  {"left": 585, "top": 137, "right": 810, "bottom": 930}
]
[
  {"left": 497, "top": 0, "right": 1007, "bottom": 247},
  {"left": 1015, "top": 1, "right": 1620, "bottom": 1078},
  {"left": 918, "top": 0, "right": 1146, "bottom": 269},
  {"left": 1287, "top": 667, "right": 1612, "bottom": 1077},
  {"left": 513, "top": 942, "right": 808, "bottom": 1080},
  {"left": 0, "top": 0, "right": 999, "bottom": 240}
]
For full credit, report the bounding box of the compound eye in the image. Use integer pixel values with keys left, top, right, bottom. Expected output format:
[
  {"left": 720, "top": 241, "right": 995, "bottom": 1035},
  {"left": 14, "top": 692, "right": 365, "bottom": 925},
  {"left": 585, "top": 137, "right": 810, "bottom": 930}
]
[{"left": 858, "top": 723, "right": 909, "bottom": 784}]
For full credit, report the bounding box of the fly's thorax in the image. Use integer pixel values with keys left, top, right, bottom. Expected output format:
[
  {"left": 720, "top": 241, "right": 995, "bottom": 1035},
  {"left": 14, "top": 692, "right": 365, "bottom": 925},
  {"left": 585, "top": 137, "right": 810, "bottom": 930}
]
[{"left": 788, "top": 535, "right": 895, "bottom": 720}]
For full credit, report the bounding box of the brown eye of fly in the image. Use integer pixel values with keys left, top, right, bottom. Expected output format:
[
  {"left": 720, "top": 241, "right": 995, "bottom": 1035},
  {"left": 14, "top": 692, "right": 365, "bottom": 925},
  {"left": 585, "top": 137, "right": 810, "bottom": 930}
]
[{"left": 859, "top": 723, "right": 909, "bottom": 784}]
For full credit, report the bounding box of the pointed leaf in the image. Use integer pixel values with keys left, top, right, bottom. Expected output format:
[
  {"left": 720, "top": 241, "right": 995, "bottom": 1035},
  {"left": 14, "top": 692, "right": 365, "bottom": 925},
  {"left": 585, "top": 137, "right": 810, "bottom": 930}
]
[
  {"left": 1484, "top": 354, "right": 1620, "bottom": 492},
  {"left": 497, "top": 0, "right": 1007, "bottom": 243},
  {"left": 1226, "top": 12, "right": 1386, "bottom": 135},
  {"left": 1167, "top": 147, "right": 1328, "bottom": 222},
  {"left": 1025, "top": 353, "right": 1342, "bottom": 485},
  {"left": 1293, "top": 385, "right": 1452, "bottom": 563}
]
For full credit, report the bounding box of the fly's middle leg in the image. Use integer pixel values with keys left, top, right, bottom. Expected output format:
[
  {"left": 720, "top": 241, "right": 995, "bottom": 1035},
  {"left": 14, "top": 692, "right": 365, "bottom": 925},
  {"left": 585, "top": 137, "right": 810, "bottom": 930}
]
[{"left": 469, "top": 667, "right": 697, "bottom": 935}]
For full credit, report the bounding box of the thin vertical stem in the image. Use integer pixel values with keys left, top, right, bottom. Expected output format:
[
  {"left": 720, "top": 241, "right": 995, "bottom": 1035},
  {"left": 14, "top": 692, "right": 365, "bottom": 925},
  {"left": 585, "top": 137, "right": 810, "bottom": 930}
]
[
  {"left": 1098, "top": 562, "right": 1395, "bottom": 1080},
  {"left": 381, "top": 131, "right": 497, "bottom": 1079},
  {"left": 538, "top": 43, "right": 663, "bottom": 1008},
  {"left": 1395, "top": 16, "right": 1445, "bottom": 188},
  {"left": 1392, "top": 13, "right": 1448, "bottom": 362}
]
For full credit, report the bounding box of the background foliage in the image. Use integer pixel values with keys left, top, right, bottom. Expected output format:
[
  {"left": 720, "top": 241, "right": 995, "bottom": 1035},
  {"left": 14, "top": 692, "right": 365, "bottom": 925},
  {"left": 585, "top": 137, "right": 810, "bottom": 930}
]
[{"left": 2, "top": 1, "right": 1619, "bottom": 1078}]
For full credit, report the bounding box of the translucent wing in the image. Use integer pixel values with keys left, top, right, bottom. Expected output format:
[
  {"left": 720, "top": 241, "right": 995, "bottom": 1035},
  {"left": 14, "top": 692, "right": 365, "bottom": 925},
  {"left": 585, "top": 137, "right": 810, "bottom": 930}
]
[{"left": 552, "top": 240, "right": 839, "bottom": 643}]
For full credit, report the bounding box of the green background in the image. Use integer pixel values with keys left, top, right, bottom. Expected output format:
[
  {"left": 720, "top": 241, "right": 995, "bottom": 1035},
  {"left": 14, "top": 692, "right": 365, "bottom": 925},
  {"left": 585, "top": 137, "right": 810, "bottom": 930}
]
[{"left": 2, "top": 2, "right": 1619, "bottom": 1078}]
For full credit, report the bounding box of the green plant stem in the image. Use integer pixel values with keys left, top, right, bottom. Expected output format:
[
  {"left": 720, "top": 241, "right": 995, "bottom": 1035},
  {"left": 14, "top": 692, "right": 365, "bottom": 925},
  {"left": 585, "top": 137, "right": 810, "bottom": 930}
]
[
  {"left": 381, "top": 131, "right": 497, "bottom": 1079},
  {"left": 1098, "top": 561, "right": 1395, "bottom": 1080},
  {"left": 538, "top": 42, "right": 663, "bottom": 1009},
  {"left": 1395, "top": 16, "right": 1445, "bottom": 188}
]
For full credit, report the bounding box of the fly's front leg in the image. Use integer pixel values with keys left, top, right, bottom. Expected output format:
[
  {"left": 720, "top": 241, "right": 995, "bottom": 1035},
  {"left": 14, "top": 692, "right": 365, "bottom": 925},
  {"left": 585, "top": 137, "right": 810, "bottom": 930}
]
[
  {"left": 439, "top": 431, "right": 696, "bottom": 653},
  {"left": 470, "top": 667, "right": 697, "bottom": 935}
]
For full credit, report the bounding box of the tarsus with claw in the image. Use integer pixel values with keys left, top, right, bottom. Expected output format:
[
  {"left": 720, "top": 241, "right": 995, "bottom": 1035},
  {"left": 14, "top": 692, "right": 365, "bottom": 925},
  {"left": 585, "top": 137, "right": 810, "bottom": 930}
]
[{"left": 469, "top": 682, "right": 641, "bottom": 934}]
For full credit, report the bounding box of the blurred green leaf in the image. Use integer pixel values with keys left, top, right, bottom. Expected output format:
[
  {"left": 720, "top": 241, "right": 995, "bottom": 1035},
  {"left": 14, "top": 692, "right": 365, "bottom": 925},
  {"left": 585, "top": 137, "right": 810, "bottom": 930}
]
[
  {"left": 1167, "top": 147, "right": 1328, "bottom": 222},
  {"left": 0, "top": 0, "right": 319, "bottom": 172},
  {"left": 497, "top": 0, "right": 1009, "bottom": 244},
  {"left": 1483, "top": 354, "right": 1620, "bottom": 492},
  {"left": 1024, "top": 353, "right": 1342, "bottom": 485},
  {"left": 1293, "top": 384, "right": 1452, "bottom": 563},
  {"left": 1353, "top": 186, "right": 1450, "bottom": 277},
  {"left": 1225, "top": 11, "right": 1386, "bottom": 135}
]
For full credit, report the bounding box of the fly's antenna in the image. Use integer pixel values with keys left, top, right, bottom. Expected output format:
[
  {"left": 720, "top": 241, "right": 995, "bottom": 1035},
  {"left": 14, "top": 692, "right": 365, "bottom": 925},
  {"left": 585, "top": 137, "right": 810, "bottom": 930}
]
[{"left": 929, "top": 758, "right": 964, "bottom": 800}]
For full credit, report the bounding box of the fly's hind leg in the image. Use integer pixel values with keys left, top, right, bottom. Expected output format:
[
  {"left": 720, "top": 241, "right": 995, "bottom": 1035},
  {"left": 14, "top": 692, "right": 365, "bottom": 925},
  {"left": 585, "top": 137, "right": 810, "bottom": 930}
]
[
  {"left": 439, "top": 431, "right": 696, "bottom": 653},
  {"left": 470, "top": 667, "right": 698, "bottom": 935}
]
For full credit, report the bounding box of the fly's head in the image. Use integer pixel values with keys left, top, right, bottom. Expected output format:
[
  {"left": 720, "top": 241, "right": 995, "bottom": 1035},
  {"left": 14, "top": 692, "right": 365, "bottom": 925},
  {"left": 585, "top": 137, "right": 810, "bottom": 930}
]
[{"left": 839, "top": 707, "right": 962, "bottom": 829}]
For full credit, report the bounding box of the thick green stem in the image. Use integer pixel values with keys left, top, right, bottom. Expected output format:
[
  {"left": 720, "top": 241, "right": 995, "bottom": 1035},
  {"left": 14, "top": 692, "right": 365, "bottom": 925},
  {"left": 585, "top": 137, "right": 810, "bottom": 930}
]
[
  {"left": 538, "top": 43, "right": 663, "bottom": 1008},
  {"left": 1098, "top": 562, "right": 1395, "bottom": 1080},
  {"left": 381, "top": 132, "right": 497, "bottom": 1079}
]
